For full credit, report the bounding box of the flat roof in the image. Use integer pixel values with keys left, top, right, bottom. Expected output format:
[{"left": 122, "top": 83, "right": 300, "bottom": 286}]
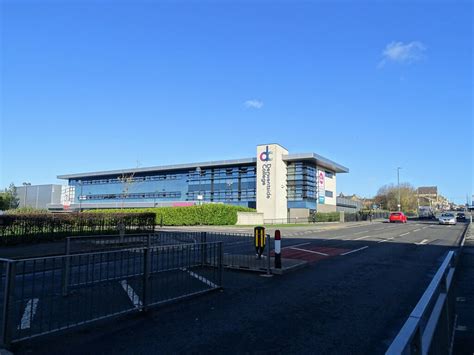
[
  {"left": 57, "top": 158, "right": 257, "bottom": 180},
  {"left": 283, "top": 153, "right": 349, "bottom": 173},
  {"left": 57, "top": 152, "right": 349, "bottom": 180}
]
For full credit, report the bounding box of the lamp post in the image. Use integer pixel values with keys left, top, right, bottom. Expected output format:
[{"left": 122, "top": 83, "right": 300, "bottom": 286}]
[
  {"left": 195, "top": 167, "right": 203, "bottom": 205},
  {"left": 397, "top": 167, "right": 402, "bottom": 211},
  {"left": 22, "top": 182, "right": 31, "bottom": 208},
  {"left": 195, "top": 167, "right": 204, "bottom": 226},
  {"left": 77, "top": 180, "right": 84, "bottom": 212}
]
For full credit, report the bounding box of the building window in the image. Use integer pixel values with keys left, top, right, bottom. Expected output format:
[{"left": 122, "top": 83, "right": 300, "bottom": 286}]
[
  {"left": 83, "top": 192, "right": 182, "bottom": 200},
  {"left": 325, "top": 190, "right": 333, "bottom": 198},
  {"left": 325, "top": 171, "right": 334, "bottom": 179}
]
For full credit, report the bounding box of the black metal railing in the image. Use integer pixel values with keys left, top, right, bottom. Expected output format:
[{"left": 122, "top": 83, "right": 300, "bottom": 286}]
[
  {"left": 67, "top": 231, "right": 273, "bottom": 273},
  {"left": 344, "top": 211, "right": 389, "bottom": 222},
  {"left": 0, "top": 241, "right": 223, "bottom": 346},
  {"left": 0, "top": 213, "right": 156, "bottom": 245}
]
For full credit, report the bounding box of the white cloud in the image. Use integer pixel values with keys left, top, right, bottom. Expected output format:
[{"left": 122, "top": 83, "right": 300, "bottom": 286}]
[
  {"left": 378, "top": 41, "right": 426, "bottom": 67},
  {"left": 244, "top": 99, "right": 264, "bottom": 109}
]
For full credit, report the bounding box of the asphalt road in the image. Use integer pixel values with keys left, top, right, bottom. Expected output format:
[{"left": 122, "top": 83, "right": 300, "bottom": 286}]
[{"left": 12, "top": 220, "right": 467, "bottom": 354}]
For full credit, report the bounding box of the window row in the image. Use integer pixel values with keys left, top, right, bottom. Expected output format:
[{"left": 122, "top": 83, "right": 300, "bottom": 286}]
[
  {"left": 78, "top": 191, "right": 182, "bottom": 200},
  {"left": 71, "top": 174, "right": 181, "bottom": 185}
]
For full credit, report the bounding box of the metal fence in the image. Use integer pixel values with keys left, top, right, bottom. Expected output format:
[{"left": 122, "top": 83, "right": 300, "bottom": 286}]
[
  {"left": 0, "top": 213, "right": 156, "bottom": 245},
  {"left": 386, "top": 221, "right": 471, "bottom": 354},
  {"left": 67, "top": 231, "right": 273, "bottom": 273},
  {"left": 263, "top": 212, "right": 390, "bottom": 224},
  {"left": 0, "top": 241, "right": 223, "bottom": 346},
  {"left": 205, "top": 232, "right": 272, "bottom": 273},
  {"left": 264, "top": 217, "right": 317, "bottom": 224},
  {"left": 386, "top": 250, "right": 457, "bottom": 354},
  {"left": 344, "top": 211, "right": 389, "bottom": 222}
]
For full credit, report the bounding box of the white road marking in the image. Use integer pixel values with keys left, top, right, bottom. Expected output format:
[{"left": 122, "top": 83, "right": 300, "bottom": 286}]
[
  {"left": 422, "top": 226, "right": 428, "bottom": 229},
  {"left": 353, "top": 231, "right": 365, "bottom": 235},
  {"left": 354, "top": 235, "right": 371, "bottom": 241},
  {"left": 182, "top": 268, "right": 218, "bottom": 288},
  {"left": 399, "top": 232, "right": 410, "bottom": 237},
  {"left": 282, "top": 242, "right": 311, "bottom": 249},
  {"left": 413, "top": 229, "right": 421, "bottom": 232},
  {"left": 120, "top": 280, "right": 143, "bottom": 309},
  {"left": 374, "top": 228, "right": 385, "bottom": 231},
  {"left": 341, "top": 246, "right": 369, "bottom": 256},
  {"left": 289, "top": 247, "right": 329, "bottom": 256},
  {"left": 323, "top": 235, "right": 347, "bottom": 241},
  {"left": 378, "top": 237, "right": 394, "bottom": 244},
  {"left": 18, "top": 298, "right": 39, "bottom": 330},
  {"left": 415, "top": 239, "right": 430, "bottom": 245}
]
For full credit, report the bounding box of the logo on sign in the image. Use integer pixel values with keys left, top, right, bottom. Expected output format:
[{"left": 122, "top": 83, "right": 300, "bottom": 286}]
[
  {"left": 259, "top": 146, "right": 273, "bottom": 199},
  {"left": 259, "top": 146, "right": 272, "bottom": 162},
  {"left": 318, "top": 171, "right": 325, "bottom": 186}
]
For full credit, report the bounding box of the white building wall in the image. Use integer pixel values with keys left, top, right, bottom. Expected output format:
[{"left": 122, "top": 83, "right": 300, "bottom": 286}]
[
  {"left": 256, "top": 144, "right": 288, "bottom": 220},
  {"left": 324, "top": 173, "right": 337, "bottom": 206}
]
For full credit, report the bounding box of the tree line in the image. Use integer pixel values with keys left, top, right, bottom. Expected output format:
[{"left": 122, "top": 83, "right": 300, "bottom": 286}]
[
  {"left": 374, "top": 183, "right": 418, "bottom": 212},
  {"left": 0, "top": 184, "right": 19, "bottom": 211}
]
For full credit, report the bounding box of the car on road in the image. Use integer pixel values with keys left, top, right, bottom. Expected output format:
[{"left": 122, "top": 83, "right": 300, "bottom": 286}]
[
  {"left": 456, "top": 212, "right": 466, "bottom": 222},
  {"left": 439, "top": 213, "right": 457, "bottom": 225},
  {"left": 389, "top": 212, "right": 407, "bottom": 223}
]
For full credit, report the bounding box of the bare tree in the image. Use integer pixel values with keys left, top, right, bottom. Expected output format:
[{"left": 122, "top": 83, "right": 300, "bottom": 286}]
[
  {"left": 375, "top": 183, "right": 418, "bottom": 212},
  {"left": 117, "top": 172, "right": 136, "bottom": 210}
]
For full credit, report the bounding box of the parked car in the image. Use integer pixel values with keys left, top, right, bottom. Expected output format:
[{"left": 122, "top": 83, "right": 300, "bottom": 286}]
[
  {"left": 456, "top": 212, "right": 466, "bottom": 222},
  {"left": 389, "top": 212, "right": 407, "bottom": 223},
  {"left": 439, "top": 213, "right": 457, "bottom": 225}
]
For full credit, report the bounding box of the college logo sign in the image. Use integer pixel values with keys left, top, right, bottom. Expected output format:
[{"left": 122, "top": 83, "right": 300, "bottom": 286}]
[
  {"left": 259, "top": 146, "right": 272, "bottom": 162},
  {"left": 259, "top": 146, "right": 272, "bottom": 199}
]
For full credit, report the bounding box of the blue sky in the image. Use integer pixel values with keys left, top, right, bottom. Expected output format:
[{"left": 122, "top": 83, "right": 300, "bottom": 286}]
[{"left": 1, "top": 1, "right": 472, "bottom": 203}]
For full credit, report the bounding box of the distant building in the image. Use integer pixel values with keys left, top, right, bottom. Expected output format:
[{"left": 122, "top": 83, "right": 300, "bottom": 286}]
[
  {"left": 337, "top": 193, "right": 375, "bottom": 211},
  {"left": 336, "top": 194, "right": 362, "bottom": 213},
  {"left": 15, "top": 184, "right": 63, "bottom": 209},
  {"left": 416, "top": 186, "right": 450, "bottom": 210}
]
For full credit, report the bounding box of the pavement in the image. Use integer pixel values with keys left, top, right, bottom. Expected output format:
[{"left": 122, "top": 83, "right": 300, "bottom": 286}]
[
  {"left": 453, "top": 226, "right": 474, "bottom": 354},
  {"left": 10, "top": 220, "right": 468, "bottom": 354}
]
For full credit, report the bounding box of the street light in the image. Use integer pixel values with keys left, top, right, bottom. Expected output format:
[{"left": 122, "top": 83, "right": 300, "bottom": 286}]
[
  {"left": 195, "top": 167, "right": 203, "bottom": 205},
  {"left": 22, "top": 182, "right": 31, "bottom": 208},
  {"left": 195, "top": 167, "right": 204, "bottom": 226},
  {"left": 397, "top": 167, "right": 402, "bottom": 211},
  {"left": 78, "top": 180, "right": 83, "bottom": 212}
]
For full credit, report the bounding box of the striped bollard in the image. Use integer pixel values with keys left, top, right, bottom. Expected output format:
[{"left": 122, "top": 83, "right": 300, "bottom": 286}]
[{"left": 274, "top": 230, "right": 282, "bottom": 269}]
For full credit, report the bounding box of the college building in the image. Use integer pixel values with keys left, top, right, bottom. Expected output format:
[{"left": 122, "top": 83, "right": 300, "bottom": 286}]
[{"left": 57, "top": 143, "right": 349, "bottom": 221}]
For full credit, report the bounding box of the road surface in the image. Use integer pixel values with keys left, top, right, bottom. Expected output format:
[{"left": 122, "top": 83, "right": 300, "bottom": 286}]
[{"left": 12, "top": 220, "right": 466, "bottom": 354}]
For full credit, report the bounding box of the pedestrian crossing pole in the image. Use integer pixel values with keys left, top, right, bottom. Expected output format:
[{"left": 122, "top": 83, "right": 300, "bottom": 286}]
[
  {"left": 254, "top": 226, "right": 266, "bottom": 259},
  {"left": 274, "top": 230, "right": 282, "bottom": 269}
]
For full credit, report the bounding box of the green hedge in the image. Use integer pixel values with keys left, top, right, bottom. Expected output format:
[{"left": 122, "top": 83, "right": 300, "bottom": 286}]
[
  {"left": 0, "top": 212, "right": 156, "bottom": 245},
  {"left": 88, "top": 204, "right": 255, "bottom": 226},
  {"left": 315, "top": 212, "right": 341, "bottom": 222}
]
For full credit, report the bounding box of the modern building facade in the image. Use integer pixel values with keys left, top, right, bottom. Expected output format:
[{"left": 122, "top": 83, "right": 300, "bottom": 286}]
[
  {"left": 15, "top": 184, "right": 63, "bottom": 209},
  {"left": 58, "top": 143, "right": 349, "bottom": 220}
]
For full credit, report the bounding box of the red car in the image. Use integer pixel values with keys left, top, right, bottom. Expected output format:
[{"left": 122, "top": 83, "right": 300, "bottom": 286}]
[{"left": 389, "top": 212, "right": 407, "bottom": 223}]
